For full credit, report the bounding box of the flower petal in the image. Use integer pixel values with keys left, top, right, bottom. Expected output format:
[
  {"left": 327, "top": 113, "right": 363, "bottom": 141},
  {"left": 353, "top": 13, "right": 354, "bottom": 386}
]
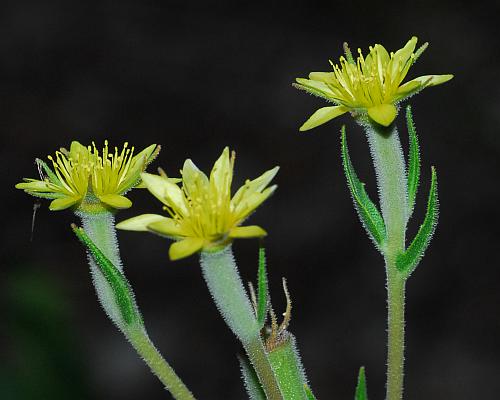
[
  {"left": 69, "top": 141, "right": 89, "bottom": 158},
  {"left": 210, "top": 147, "right": 233, "bottom": 196},
  {"left": 233, "top": 185, "right": 277, "bottom": 221},
  {"left": 148, "top": 218, "right": 185, "bottom": 237},
  {"left": 408, "top": 74, "right": 454, "bottom": 88},
  {"left": 294, "top": 78, "right": 335, "bottom": 100},
  {"left": 394, "top": 79, "right": 422, "bottom": 101},
  {"left": 98, "top": 194, "right": 132, "bottom": 209},
  {"left": 15, "top": 180, "right": 52, "bottom": 191},
  {"left": 169, "top": 237, "right": 204, "bottom": 261},
  {"left": 395, "top": 74, "right": 454, "bottom": 102},
  {"left": 299, "top": 106, "right": 349, "bottom": 131},
  {"left": 229, "top": 225, "right": 267, "bottom": 238},
  {"left": 232, "top": 166, "right": 279, "bottom": 208},
  {"left": 393, "top": 36, "right": 418, "bottom": 64},
  {"left": 308, "top": 72, "right": 334, "bottom": 82},
  {"left": 116, "top": 214, "right": 168, "bottom": 231},
  {"left": 367, "top": 104, "right": 398, "bottom": 127},
  {"left": 182, "top": 159, "right": 209, "bottom": 197},
  {"left": 49, "top": 197, "right": 80, "bottom": 211},
  {"left": 141, "top": 172, "right": 188, "bottom": 215}
]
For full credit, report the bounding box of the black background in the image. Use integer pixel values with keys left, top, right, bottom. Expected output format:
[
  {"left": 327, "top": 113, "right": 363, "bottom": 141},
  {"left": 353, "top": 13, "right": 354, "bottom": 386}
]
[{"left": 2, "top": 1, "right": 499, "bottom": 399}]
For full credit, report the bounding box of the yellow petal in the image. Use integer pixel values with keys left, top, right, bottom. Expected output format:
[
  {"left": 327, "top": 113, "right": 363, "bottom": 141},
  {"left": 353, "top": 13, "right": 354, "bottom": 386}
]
[
  {"left": 69, "top": 141, "right": 89, "bottom": 157},
  {"left": 49, "top": 197, "right": 80, "bottom": 211},
  {"left": 182, "top": 159, "right": 209, "bottom": 197},
  {"left": 299, "top": 106, "right": 349, "bottom": 131},
  {"left": 132, "top": 143, "right": 158, "bottom": 166},
  {"left": 117, "top": 143, "right": 159, "bottom": 193},
  {"left": 15, "top": 180, "right": 51, "bottom": 191},
  {"left": 141, "top": 172, "right": 188, "bottom": 215},
  {"left": 394, "top": 79, "right": 422, "bottom": 101},
  {"left": 116, "top": 214, "right": 168, "bottom": 231},
  {"left": 210, "top": 147, "right": 232, "bottom": 195},
  {"left": 395, "top": 74, "right": 454, "bottom": 102},
  {"left": 408, "top": 74, "right": 454, "bottom": 88},
  {"left": 229, "top": 225, "right": 267, "bottom": 238},
  {"left": 308, "top": 72, "right": 334, "bottom": 82},
  {"left": 232, "top": 166, "right": 279, "bottom": 208},
  {"left": 394, "top": 36, "right": 418, "bottom": 64},
  {"left": 234, "top": 185, "right": 277, "bottom": 221},
  {"left": 148, "top": 218, "right": 185, "bottom": 237},
  {"left": 169, "top": 237, "right": 204, "bottom": 261},
  {"left": 98, "top": 194, "right": 132, "bottom": 209},
  {"left": 294, "top": 78, "right": 335, "bottom": 99},
  {"left": 367, "top": 104, "right": 398, "bottom": 127}
]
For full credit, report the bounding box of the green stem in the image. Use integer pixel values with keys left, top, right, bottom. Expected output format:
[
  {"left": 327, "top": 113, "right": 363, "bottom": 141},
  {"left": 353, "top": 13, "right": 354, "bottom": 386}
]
[
  {"left": 200, "top": 247, "right": 283, "bottom": 400},
  {"left": 79, "top": 211, "right": 195, "bottom": 400},
  {"left": 127, "top": 327, "right": 195, "bottom": 400},
  {"left": 386, "top": 271, "right": 405, "bottom": 400},
  {"left": 365, "top": 123, "right": 408, "bottom": 400}
]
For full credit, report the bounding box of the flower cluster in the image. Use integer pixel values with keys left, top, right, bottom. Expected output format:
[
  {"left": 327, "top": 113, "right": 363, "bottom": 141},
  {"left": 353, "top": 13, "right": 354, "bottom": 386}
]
[
  {"left": 116, "top": 147, "right": 278, "bottom": 260},
  {"left": 16, "top": 141, "right": 159, "bottom": 212},
  {"left": 294, "top": 36, "right": 453, "bottom": 129}
]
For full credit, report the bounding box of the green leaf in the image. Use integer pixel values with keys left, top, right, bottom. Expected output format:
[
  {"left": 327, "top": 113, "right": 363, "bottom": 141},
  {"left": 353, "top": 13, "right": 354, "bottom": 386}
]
[
  {"left": 341, "top": 126, "right": 387, "bottom": 251},
  {"left": 72, "top": 224, "right": 142, "bottom": 326},
  {"left": 257, "top": 246, "right": 268, "bottom": 328},
  {"left": 406, "top": 105, "right": 420, "bottom": 218},
  {"left": 396, "top": 167, "right": 438, "bottom": 276},
  {"left": 239, "top": 354, "right": 266, "bottom": 400},
  {"left": 355, "top": 366, "right": 368, "bottom": 400},
  {"left": 305, "top": 384, "right": 317, "bottom": 400}
]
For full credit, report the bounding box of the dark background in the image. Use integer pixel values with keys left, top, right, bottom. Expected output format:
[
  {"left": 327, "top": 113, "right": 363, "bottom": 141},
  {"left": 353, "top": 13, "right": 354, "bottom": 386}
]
[{"left": 1, "top": 1, "right": 499, "bottom": 399}]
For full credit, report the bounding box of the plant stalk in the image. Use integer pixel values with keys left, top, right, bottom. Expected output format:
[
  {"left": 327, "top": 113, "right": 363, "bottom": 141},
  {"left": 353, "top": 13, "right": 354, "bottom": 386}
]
[
  {"left": 365, "top": 123, "right": 408, "bottom": 400},
  {"left": 200, "top": 247, "right": 283, "bottom": 400},
  {"left": 79, "top": 210, "right": 195, "bottom": 400}
]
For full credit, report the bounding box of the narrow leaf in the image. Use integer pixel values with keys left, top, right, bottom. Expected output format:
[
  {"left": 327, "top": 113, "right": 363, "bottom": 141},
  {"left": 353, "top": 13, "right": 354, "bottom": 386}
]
[
  {"left": 341, "top": 126, "right": 387, "bottom": 251},
  {"left": 257, "top": 246, "right": 268, "bottom": 328},
  {"left": 406, "top": 105, "right": 420, "bottom": 218},
  {"left": 72, "top": 224, "right": 141, "bottom": 326},
  {"left": 355, "top": 366, "right": 368, "bottom": 400},
  {"left": 396, "top": 167, "right": 438, "bottom": 276},
  {"left": 305, "top": 385, "right": 317, "bottom": 400},
  {"left": 239, "top": 354, "right": 266, "bottom": 400}
]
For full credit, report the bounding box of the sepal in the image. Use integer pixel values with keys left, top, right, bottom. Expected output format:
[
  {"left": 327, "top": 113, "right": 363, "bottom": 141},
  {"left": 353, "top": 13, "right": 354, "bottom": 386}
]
[
  {"left": 72, "top": 224, "right": 143, "bottom": 328},
  {"left": 396, "top": 167, "right": 438, "bottom": 276},
  {"left": 406, "top": 105, "right": 420, "bottom": 218},
  {"left": 355, "top": 366, "right": 368, "bottom": 400},
  {"left": 341, "top": 126, "right": 387, "bottom": 251}
]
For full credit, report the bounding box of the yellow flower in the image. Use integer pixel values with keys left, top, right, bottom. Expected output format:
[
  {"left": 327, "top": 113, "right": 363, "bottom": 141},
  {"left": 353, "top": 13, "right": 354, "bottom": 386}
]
[
  {"left": 116, "top": 147, "right": 279, "bottom": 261},
  {"left": 16, "top": 140, "right": 159, "bottom": 212},
  {"left": 294, "top": 36, "right": 453, "bottom": 130}
]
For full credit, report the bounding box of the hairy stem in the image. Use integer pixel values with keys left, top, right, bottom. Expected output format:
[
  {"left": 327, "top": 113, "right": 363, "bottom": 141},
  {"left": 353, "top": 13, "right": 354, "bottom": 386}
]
[
  {"left": 79, "top": 211, "right": 195, "bottom": 400},
  {"left": 365, "top": 123, "right": 408, "bottom": 400},
  {"left": 200, "top": 247, "right": 284, "bottom": 400},
  {"left": 127, "top": 327, "right": 195, "bottom": 400}
]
